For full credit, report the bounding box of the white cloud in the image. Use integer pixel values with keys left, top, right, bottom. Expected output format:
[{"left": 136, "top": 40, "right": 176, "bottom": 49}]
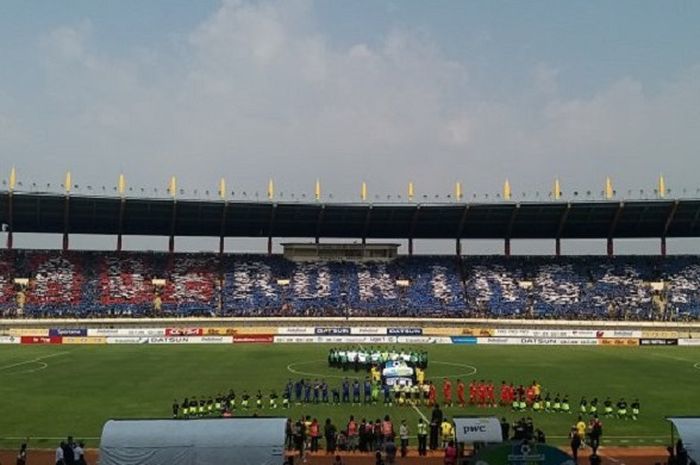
[{"left": 1, "top": 0, "right": 699, "bottom": 203}]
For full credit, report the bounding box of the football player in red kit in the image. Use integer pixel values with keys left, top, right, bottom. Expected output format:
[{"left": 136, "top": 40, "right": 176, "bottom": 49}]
[
  {"left": 500, "top": 381, "right": 509, "bottom": 406},
  {"left": 486, "top": 381, "right": 496, "bottom": 407},
  {"left": 457, "top": 379, "right": 466, "bottom": 408},
  {"left": 442, "top": 378, "right": 453, "bottom": 407}
]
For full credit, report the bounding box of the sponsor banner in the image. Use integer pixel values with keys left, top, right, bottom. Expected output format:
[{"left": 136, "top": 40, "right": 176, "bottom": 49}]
[
  {"left": 278, "top": 327, "right": 316, "bottom": 335},
  {"left": 106, "top": 337, "right": 148, "bottom": 344},
  {"left": 147, "top": 336, "right": 192, "bottom": 344},
  {"left": 8, "top": 328, "right": 50, "bottom": 337},
  {"left": 350, "top": 327, "right": 387, "bottom": 335},
  {"left": 88, "top": 328, "right": 165, "bottom": 337},
  {"left": 197, "top": 336, "right": 234, "bottom": 344},
  {"left": 387, "top": 328, "right": 423, "bottom": 336},
  {"left": 317, "top": 336, "right": 397, "bottom": 344},
  {"left": 678, "top": 339, "right": 700, "bottom": 346},
  {"left": 283, "top": 336, "right": 399, "bottom": 344},
  {"left": 597, "top": 338, "right": 639, "bottom": 347},
  {"left": 233, "top": 335, "right": 274, "bottom": 344},
  {"left": 451, "top": 336, "right": 478, "bottom": 345},
  {"left": 274, "top": 336, "right": 317, "bottom": 343},
  {"left": 454, "top": 417, "right": 503, "bottom": 443},
  {"left": 472, "top": 443, "right": 572, "bottom": 465},
  {"left": 477, "top": 337, "right": 598, "bottom": 346},
  {"left": 62, "top": 336, "right": 107, "bottom": 345},
  {"left": 49, "top": 328, "right": 87, "bottom": 337},
  {"left": 641, "top": 330, "right": 680, "bottom": 339},
  {"left": 235, "top": 326, "right": 278, "bottom": 335},
  {"left": 203, "top": 327, "right": 237, "bottom": 336},
  {"left": 640, "top": 338, "right": 678, "bottom": 346},
  {"left": 397, "top": 336, "right": 452, "bottom": 344},
  {"left": 423, "top": 327, "right": 460, "bottom": 336},
  {"left": 315, "top": 327, "right": 351, "bottom": 335},
  {"left": 461, "top": 328, "right": 495, "bottom": 337},
  {"left": 165, "top": 328, "right": 203, "bottom": 336},
  {"left": 0, "top": 336, "right": 20, "bottom": 344},
  {"left": 595, "top": 330, "right": 642, "bottom": 339},
  {"left": 20, "top": 336, "right": 62, "bottom": 344},
  {"left": 493, "top": 329, "right": 599, "bottom": 338}
]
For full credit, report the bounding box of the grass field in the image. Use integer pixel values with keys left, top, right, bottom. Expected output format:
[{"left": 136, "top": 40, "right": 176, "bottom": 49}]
[{"left": 0, "top": 344, "right": 698, "bottom": 449}]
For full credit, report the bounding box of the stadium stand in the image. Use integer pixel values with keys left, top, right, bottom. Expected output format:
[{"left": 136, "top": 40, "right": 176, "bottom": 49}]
[{"left": 1, "top": 249, "right": 699, "bottom": 320}]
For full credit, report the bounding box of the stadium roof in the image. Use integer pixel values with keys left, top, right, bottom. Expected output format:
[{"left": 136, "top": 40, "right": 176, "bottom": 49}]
[{"left": 1, "top": 191, "right": 700, "bottom": 240}]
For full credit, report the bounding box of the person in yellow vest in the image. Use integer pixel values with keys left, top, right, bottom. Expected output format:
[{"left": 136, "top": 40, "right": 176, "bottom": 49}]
[
  {"left": 416, "top": 367, "right": 425, "bottom": 385},
  {"left": 440, "top": 417, "right": 454, "bottom": 448}
]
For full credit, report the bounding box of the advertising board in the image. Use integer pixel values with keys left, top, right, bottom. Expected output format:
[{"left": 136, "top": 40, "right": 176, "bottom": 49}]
[
  {"left": 88, "top": 328, "right": 165, "bottom": 337},
  {"left": 351, "top": 327, "right": 387, "bottom": 335},
  {"left": 597, "top": 338, "right": 639, "bottom": 346},
  {"left": 20, "top": 336, "right": 62, "bottom": 344},
  {"left": 49, "top": 328, "right": 87, "bottom": 337},
  {"left": 477, "top": 337, "right": 598, "bottom": 346},
  {"left": 62, "top": 336, "right": 107, "bottom": 344},
  {"left": 639, "top": 338, "right": 678, "bottom": 346},
  {"left": 277, "top": 327, "right": 315, "bottom": 335},
  {"left": 233, "top": 335, "right": 274, "bottom": 344}
]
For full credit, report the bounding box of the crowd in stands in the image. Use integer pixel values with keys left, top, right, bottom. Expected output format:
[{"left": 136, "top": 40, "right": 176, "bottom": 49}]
[{"left": 1, "top": 250, "right": 699, "bottom": 320}]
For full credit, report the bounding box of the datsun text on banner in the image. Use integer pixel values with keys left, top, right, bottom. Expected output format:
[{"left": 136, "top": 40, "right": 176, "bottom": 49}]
[
  {"left": 315, "top": 328, "right": 351, "bottom": 335},
  {"left": 387, "top": 328, "right": 422, "bottom": 335}
]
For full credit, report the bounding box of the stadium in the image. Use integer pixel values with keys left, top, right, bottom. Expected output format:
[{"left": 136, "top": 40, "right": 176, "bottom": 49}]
[{"left": 1, "top": 181, "right": 700, "bottom": 465}]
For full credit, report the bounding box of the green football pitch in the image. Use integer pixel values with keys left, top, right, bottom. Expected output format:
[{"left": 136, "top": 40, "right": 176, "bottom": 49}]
[{"left": 0, "top": 344, "right": 698, "bottom": 448}]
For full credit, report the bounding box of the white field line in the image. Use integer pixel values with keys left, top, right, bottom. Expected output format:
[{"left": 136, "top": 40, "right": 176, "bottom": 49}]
[{"left": 0, "top": 351, "right": 71, "bottom": 372}]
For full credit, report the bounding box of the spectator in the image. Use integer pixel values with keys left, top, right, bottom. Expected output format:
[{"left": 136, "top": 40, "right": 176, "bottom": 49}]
[
  {"left": 570, "top": 427, "right": 582, "bottom": 464},
  {"left": 310, "top": 418, "right": 320, "bottom": 453},
  {"left": 74, "top": 441, "right": 86, "bottom": 465},
  {"left": 430, "top": 404, "right": 443, "bottom": 450},
  {"left": 417, "top": 418, "right": 428, "bottom": 456},
  {"left": 398, "top": 420, "right": 409, "bottom": 458},
  {"left": 324, "top": 419, "right": 337, "bottom": 454},
  {"left": 444, "top": 440, "right": 457, "bottom": 465},
  {"left": 384, "top": 438, "right": 397, "bottom": 465},
  {"left": 16, "top": 443, "right": 27, "bottom": 465},
  {"left": 588, "top": 415, "right": 603, "bottom": 455},
  {"left": 374, "top": 451, "right": 384, "bottom": 465},
  {"left": 332, "top": 455, "right": 343, "bottom": 465},
  {"left": 55, "top": 442, "right": 65, "bottom": 465},
  {"left": 500, "top": 417, "right": 510, "bottom": 441},
  {"left": 63, "top": 436, "right": 75, "bottom": 465}
]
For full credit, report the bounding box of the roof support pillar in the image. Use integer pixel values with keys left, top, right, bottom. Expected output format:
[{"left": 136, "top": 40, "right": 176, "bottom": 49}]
[
  {"left": 606, "top": 202, "right": 624, "bottom": 257},
  {"left": 315, "top": 205, "right": 325, "bottom": 245},
  {"left": 62, "top": 195, "right": 70, "bottom": 252},
  {"left": 6, "top": 192, "right": 13, "bottom": 250},
  {"left": 361, "top": 206, "right": 372, "bottom": 246},
  {"left": 660, "top": 200, "right": 679, "bottom": 258},
  {"left": 219, "top": 203, "right": 228, "bottom": 256},
  {"left": 408, "top": 206, "right": 420, "bottom": 257},
  {"left": 168, "top": 201, "right": 177, "bottom": 254},
  {"left": 504, "top": 204, "right": 519, "bottom": 257},
  {"left": 555, "top": 203, "right": 571, "bottom": 257},
  {"left": 455, "top": 239, "right": 462, "bottom": 256},
  {"left": 116, "top": 198, "right": 125, "bottom": 253},
  {"left": 267, "top": 204, "right": 277, "bottom": 256}
]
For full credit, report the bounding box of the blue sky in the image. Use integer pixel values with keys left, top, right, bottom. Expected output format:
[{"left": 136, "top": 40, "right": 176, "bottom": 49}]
[{"left": 0, "top": 0, "right": 699, "bottom": 252}]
